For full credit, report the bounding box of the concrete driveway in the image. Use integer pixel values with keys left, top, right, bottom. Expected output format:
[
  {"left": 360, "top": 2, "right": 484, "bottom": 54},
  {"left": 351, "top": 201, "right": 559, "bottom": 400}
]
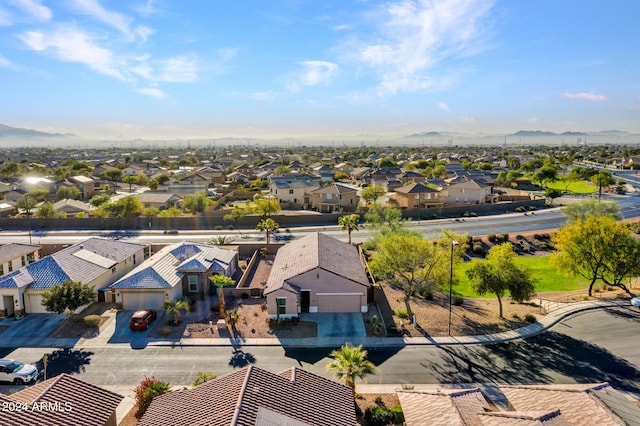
[
  {"left": 301, "top": 313, "right": 366, "bottom": 338},
  {"left": 0, "top": 314, "right": 66, "bottom": 339},
  {"left": 108, "top": 310, "right": 163, "bottom": 344}
]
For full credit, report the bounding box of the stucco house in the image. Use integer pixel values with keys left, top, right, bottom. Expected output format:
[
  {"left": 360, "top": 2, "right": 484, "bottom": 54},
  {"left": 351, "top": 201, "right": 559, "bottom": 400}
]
[
  {"left": 69, "top": 175, "right": 95, "bottom": 199},
  {"left": 135, "top": 192, "right": 182, "bottom": 210},
  {"left": 51, "top": 198, "right": 94, "bottom": 217},
  {"left": 310, "top": 183, "right": 359, "bottom": 212},
  {"left": 394, "top": 182, "right": 442, "bottom": 209},
  {"left": 264, "top": 233, "right": 370, "bottom": 319},
  {"left": 269, "top": 173, "right": 321, "bottom": 208},
  {"left": 442, "top": 179, "right": 494, "bottom": 205},
  {"left": 0, "top": 238, "right": 146, "bottom": 316},
  {"left": 0, "top": 243, "right": 40, "bottom": 280},
  {"left": 109, "top": 242, "right": 238, "bottom": 310}
]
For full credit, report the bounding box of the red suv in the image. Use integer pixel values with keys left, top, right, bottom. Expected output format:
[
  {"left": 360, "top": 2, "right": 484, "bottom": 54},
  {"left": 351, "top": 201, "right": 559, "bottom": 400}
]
[{"left": 129, "top": 310, "right": 157, "bottom": 331}]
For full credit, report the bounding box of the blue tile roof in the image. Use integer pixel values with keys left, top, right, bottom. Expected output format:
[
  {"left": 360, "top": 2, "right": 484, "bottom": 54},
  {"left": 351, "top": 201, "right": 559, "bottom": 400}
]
[
  {"left": 0, "top": 270, "right": 23, "bottom": 288},
  {"left": 169, "top": 244, "right": 201, "bottom": 259},
  {"left": 110, "top": 268, "right": 176, "bottom": 289},
  {"left": 210, "top": 260, "right": 228, "bottom": 271},
  {"left": 25, "top": 257, "right": 70, "bottom": 290},
  {"left": 177, "top": 258, "right": 208, "bottom": 271}
]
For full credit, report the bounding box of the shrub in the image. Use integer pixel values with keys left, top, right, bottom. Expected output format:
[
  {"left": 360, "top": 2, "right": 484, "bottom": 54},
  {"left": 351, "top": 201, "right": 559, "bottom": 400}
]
[
  {"left": 525, "top": 313, "right": 537, "bottom": 323},
  {"left": 389, "top": 405, "right": 405, "bottom": 424},
  {"left": 83, "top": 315, "right": 101, "bottom": 328},
  {"left": 226, "top": 309, "right": 239, "bottom": 327},
  {"left": 374, "top": 395, "right": 383, "bottom": 404},
  {"left": 514, "top": 206, "right": 526, "bottom": 212},
  {"left": 159, "top": 327, "right": 173, "bottom": 337},
  {"left": 401, "top": 384, "right": 415, "bottom": 390},
  {"left": 134, "top": 376, "right": 171, "bottom": 418},
  {"left": 528, "top": 205, "right": 537, "bottom": 211},
  {"left": 468, "top": 211, "right": 477, "bottom": 217},
  {"left": 472, "top": 242, "right": 484, "bottom": 254},
  {"left": 515, "top": 234, "right": 526, "bottom": 241},
  {"left": 453, "top": 296, "right": 464, "bottom": 306},
  {"left": 394, "top": 309, "right": 409, "bottom": 319},
  {"left": 364, "top": 406, "right": 395, "bottom": 426},
  {"left": 498, "top": 233, "right": 509, "bottom": 243},
  {"left": 487, "top": 233, "right": 497, "bottom": 243},
  {"left": 214, "top": 225, "right": 223, "bottom": 230}
]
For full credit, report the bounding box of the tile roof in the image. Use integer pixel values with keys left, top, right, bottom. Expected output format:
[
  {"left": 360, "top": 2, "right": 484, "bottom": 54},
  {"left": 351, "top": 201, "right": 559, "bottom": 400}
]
[
  {"left": 311, "top": 183, "right": 357, "bottom": 194},
  {"left": 135, "top": 192, "right": 182, "bottom": 203},
  {"left": 500, "top": 383, "right": 626, "bottom": 426},
  {"left": 51, "top": 198, "right": 93, "bottom": 213},
  {"left": 397, "top": 388, "right": 491, "bottom": 426},
  {"left": 478, "top": 410, "right": 570, "bottom": 426},
  {"left": 265, "top": 233, "right": 369, "bottom": 295},
  {"left": 394, "top": 182, "right": 439, "bottom": 194},
  {"left": 0, "top": 373, "right": 122, "bottom": 426},
  {"left": 0, "top": 243, "right": 40, "bottom": 264},
  {"left": 140, "top": 365, "right": 356, "bottom": 426},
  {"left": 111, "top": 242, "right": 236, "bottom": 290}
]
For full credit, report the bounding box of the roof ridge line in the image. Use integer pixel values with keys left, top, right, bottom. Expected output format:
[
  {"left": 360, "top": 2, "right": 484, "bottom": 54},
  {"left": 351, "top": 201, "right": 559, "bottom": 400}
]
[{"left": 231, "top": 366, "right": 253, "bottom": 426}]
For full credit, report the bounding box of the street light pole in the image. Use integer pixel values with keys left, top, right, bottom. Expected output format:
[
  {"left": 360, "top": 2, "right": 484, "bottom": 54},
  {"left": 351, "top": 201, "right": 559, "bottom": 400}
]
[{"left": 448, "top": 240, "right": 458, "bottom": 336}]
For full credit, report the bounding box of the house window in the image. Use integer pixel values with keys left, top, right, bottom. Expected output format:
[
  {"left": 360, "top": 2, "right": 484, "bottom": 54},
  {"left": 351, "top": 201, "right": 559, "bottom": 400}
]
[
  {"left": 8, "top": 263, "right": 12, "bottom": 273},
  {"left": 427, "top": 193, "right": 431, "bottom": 200},
  {"left": 188, "top": 275, "right": 198, "bottom": 292},
  {"left": 276, "top": 297, "right": 287, "bottom": 315},
  {"left": 327, "top": 194, "right": 332, "bottom": 200},
  {"left": 21, "top": 256, "right": 26, "bottom": 266},
  {"left": 0, "top": 264, "right": 3, "bottom": 276},
  {"left": 111, "top": 266, "right": 116, "bottom": 274},
  {"left": 289, "top": 189, "right": 294, "bottom": 194},
  {"left": 133, "top": 254, "right": 136, "bottom": 264}
]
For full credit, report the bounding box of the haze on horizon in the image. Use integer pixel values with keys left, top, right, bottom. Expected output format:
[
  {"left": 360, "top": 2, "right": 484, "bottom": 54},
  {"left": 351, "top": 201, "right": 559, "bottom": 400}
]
[{"left": 0, "top": 0, "right": 639, "bottom": 141}]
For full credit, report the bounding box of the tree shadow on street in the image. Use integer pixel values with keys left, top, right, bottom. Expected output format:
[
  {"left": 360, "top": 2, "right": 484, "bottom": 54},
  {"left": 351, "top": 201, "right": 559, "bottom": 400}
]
[
  {"left": 430, "top": 331, "right": 640, "bottom": 394},
  {"left": 34, "top": 348, "right": 94, "bottom": 379},
  {"left": 229, "top": 348, "right": 256, "bottom": 368}
]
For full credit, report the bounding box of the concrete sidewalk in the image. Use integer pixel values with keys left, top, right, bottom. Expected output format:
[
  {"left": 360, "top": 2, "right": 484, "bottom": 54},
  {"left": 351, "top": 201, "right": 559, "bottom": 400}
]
[{"left": 0, "top": 299, "right": 630, "bottom": 350}]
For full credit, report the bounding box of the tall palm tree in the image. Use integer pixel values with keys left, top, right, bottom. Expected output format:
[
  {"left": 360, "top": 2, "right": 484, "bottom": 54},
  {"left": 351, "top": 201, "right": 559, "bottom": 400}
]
[
  {"left": 256, "top": 218, "right": 279, "bottom": 244},
  {"left": 327, "top": 343, "right": 376, "bottom": 397},
  {"left": 163, "top": 298, "right": 190, "bottom": 325},
  {"left": 338, "top": 214, "right": 360, "bottom": 244},
  {"left": 209, "top": 275, "right": 235, "bottom": 319}
]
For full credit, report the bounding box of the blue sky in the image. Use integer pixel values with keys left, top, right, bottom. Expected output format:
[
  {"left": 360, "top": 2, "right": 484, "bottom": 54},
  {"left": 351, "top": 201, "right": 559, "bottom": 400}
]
[{"left": 1, "top": 0, "right": 639, "bottom": 140}]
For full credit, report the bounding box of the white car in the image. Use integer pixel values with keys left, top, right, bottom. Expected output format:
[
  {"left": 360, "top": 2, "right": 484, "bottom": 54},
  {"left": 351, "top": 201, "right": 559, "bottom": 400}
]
[
  {"left": 631, "top": 297, "right": 640, "bottom": 308},
  {"left": 0, "top": 359, "right": 38, "bottom": 385}
]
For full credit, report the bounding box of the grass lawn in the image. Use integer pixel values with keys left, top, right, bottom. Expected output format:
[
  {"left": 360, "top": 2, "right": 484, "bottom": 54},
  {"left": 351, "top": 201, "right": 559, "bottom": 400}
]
[
  {"left": 454, "top": 255, "right": 590, "bottom": 298},
  {"left": 546, "top": 179, "right": 597, "bottom": 194}
]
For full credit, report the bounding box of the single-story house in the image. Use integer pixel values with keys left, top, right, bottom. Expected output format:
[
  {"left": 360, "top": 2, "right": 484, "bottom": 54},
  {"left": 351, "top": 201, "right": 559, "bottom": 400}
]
[
  {"left": 0, "top": 243, "right": 40, "bottom": 280},
  {"left": 51, "top": 198, "right": 94, "bottom": 216},
  {"left": 135, "top": 192, "right": 182, "bottom": 210},
  {"left": 264, "top": 232, "right": 370, "bottom": 319},
  {"left": 0, "top": 202, "right": 16, "bottom": 217},
  {"left": 0, "top": 238, "right": 146, "bottom": 316},
  {"left": 140, "top": 365, "right": 356, "bottom": 426},
  {"left": 310, "top": 183, "right": 359, "bottom": 212},
  {"left": 109, "top": 241, "right": 238, "bottom": 310},
  {"left": 0, "top": 373, "right": 123, "bottom": 426}
]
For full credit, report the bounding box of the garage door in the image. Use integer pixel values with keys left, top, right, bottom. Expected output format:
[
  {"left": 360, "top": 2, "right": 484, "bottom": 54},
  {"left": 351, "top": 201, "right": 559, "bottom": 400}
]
[
  {"left": 26, "top": 293, "right": 48, "bottom": 314},
  {"left": 122, "top": 292, "right": 165, "bottom": 311},
  {"left": 317, "top": 294, "right": 362, "bottom": 313}
]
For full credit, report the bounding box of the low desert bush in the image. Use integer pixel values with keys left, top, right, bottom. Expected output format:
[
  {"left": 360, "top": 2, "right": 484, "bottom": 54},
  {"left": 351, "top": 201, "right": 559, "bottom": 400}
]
[
  {"left": 364, "top": 406, "right": 395, "bottom": 426},
  {"left": 394, "top": 309, "right": 409, "bottom": 319},
  {"left": 83, "top": 315, "right": 101, "bottom": 328},
  {"left": 525, "top": 313, "right": 537, "bottom": 323}
]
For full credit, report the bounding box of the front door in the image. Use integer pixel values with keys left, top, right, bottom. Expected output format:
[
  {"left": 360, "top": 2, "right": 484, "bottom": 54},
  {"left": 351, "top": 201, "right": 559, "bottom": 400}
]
[
  {"left": 300, "top": 291, "right": 310, "bottom": 313},
  {"left": 3, "top": 296, "right": 14, "bottom": 317}
]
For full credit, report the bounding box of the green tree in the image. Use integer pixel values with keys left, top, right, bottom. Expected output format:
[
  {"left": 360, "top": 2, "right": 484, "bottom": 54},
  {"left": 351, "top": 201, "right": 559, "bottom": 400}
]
[
  {"left": 56, "top": 186, "right": 81, "bottom": 201},
  {"left": 377, "top": 157, "right": 397, "bottom": 168},
  {"left": 17, "top": 189, "right": 48, "bottom": 218},
  {"left": 183, "top": 190, "right": 212, "bottom": 215},
  {"left": 37, "top": 201, "right": 56, "bottom": 218},
  {"left": 338, "top": 214, "right": 360, "bottom": 244},
  {"left": 552, "top": 216, "right": 635, "bottom": 296},
  {"left": 327, "top": 343, "right": 376, "bottom": 398},
  {"left": 89, "top": 194, "right": 111, "bottom": 207},
  {"left": 142, "top": 207, "right": 160, "bottom": 217},
  {"left": 147, "top": 178, "right": 159, "bottom": 190},
  {"left": 466, "top": 243, "right": 535, "bottom": 318},
  {"left": 274, "top": 165, "right": 291, "bottom": 175},
  {"left": 209, "top": 275, "right": 235, "bottom": 319},
  {"left": 163, "top": 298, "right": 190, "bottom": 326},
  {"left": 559, "top": 169, "right": 582, "bottom": 193},
  {"left": 122, "top": 175, "right": 139, "bottom": 193},
  {"left": 192, "top": 372, "right": 216, "bottom": 387},
  {"left": 256, "top": 217, "right": 279, "bottom": 244},
  {"left": 134, "top": 376, "right": 171, "bottom": 418},
  {"left": 41, "top": 280, "right": 96, "bottom": 317},
  {"left": 103, "top": 196, "right": 143, "bottom": 217},
  {"left": 1, "top": 161, "right": 20, "bottom": 180},
  {"left": 158, "top": 207, "right": 182, "bottom": 217},
  {"left": 532, "top": 165, "right": 559, "bottom": 187},
  {"left": 365, "top": 204, "right": 404, "bottom": 231},
  {"left": 591, "top": 170, "right": 615, "bottom": 198},
  {"left": 102, "top": 168, "right": 123, "bottom": 194},
  {"left": 360, "top": 185, "right": 386, "bottom": 205},
  {"left": 252, "top": 195, "right": 280, "bottom": 218},
  {"left": 563, "top": 198, "right": 620, "bottom": 224},
  {"left": 223, "top": 207, "right": 245, "bottom": 229}
]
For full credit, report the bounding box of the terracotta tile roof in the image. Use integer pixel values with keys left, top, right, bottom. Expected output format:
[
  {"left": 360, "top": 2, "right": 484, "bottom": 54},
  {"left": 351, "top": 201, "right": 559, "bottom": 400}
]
[
  {"left": 500, "top": 383, "right": 626, "bottom": 425},
  {"left": 394, "top": 182, "right": 439, "bottom": 194},
  {"left": 311, "top": 183, "right": 357, "bottom": 194},
  {"left": 0, "top": 373, "right": 122, "bottom": 426},
  {"left": 397, "top": 388, "right": 491, "bottom": 426},
  {"left": 265, "top": 232, "right": 369, "bottom": 295},
  {"left": 140, "top": 365, "right": 356, "bottom": 426},
  {"left": 478, "top": 410, "right": 571, "bottom": 426}
]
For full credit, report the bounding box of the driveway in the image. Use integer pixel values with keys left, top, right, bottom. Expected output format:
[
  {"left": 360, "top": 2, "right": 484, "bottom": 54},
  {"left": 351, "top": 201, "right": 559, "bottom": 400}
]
[
  {"left": 0, "top": 314, "right": 66, "bottom": 339},
  {"left": 301, "top": 313, "right": 366, "bottom": 338},
  {"left": 108, "top": 310, "right": 163, "bottom": 344}
]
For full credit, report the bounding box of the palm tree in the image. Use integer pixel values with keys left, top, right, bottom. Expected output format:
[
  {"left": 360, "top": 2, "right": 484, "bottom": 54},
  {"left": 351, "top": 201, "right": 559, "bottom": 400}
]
[
  {"left": 163, "top": 298, "right": 190, "bottom": 326},
  {"left": 338, "top": 214, "right": 360, "bottom": 244},
  {"left": 209, "top": 275, "right": 235, "bottom": 319},
  {"left": 327, "top": 343, "right": 376, "bottom": 397},
  {"left": 256, "top": 218, "right": 279, "bottom": 244}
]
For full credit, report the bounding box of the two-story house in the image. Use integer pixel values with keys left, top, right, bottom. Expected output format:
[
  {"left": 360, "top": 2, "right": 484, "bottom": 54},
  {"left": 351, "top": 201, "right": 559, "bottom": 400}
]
[
  {"left": 310, "top": 183, "right": 359, "bottom": 212},
  {"left": 269, "top": 173, "right": 321, "bottom": 208},
  {"left": 394, "top": 182, "right": 442, "bottom": 209}
]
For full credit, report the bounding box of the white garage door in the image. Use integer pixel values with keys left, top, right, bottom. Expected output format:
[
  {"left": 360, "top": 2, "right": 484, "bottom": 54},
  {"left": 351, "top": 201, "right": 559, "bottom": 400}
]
[
  {"left": 122, "top": 292, "right": 165, "bottom": 311},
  {"left": 317, "top": 294, "right": 362, "bottom": 313},
  {"left": 26, "top": 293, "right": 48, "bottom": 314}
]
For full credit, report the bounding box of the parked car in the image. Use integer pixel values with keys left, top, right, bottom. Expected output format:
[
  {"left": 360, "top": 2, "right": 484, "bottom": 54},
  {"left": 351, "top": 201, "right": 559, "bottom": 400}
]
[
  {"left": 129, "top": 310, "right": 157, "bottom": 331},
  {"left": 0, "top": 359, "right": 38, "bottom": 385},
  {"left": 631, "top": 297, "right": 640, "bottom": 308}
]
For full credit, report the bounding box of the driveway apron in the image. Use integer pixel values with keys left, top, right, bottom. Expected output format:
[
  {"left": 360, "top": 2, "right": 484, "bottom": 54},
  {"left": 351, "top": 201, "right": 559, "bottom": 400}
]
[{"left": 305, "top": 313, "right": 366, "bottom": 338}]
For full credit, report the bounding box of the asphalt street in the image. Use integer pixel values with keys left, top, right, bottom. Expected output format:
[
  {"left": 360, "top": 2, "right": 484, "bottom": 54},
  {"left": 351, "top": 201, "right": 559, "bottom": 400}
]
[{"left": 1, "top": 307, "right": 639, "bottom": 396}]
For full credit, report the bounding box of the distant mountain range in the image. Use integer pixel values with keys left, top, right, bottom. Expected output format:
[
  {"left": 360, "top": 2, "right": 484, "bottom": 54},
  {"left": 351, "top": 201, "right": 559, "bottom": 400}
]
[
  {"left": 406, "top": 129, "right": 631, "bottom": 138},
  {"left": 0, "top": 123, "right": 73, "bottom": 138}
]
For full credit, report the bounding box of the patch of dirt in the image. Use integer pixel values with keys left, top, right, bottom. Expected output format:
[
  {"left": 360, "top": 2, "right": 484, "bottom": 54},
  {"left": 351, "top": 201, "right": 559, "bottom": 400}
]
[
  {"left": 50, "top": 316, "right": 109, "bottom": 339},
  {"left": 356, "top": 393, "right": 402, "bottom": 426},
  {"left": 118, "top": 405, "right": 139, "bottom": 426}
]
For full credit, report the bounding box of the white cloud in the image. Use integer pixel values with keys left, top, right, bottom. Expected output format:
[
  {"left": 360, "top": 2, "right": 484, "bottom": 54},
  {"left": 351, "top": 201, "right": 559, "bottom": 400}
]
[
  {"left": 438, "top": 102, "right": 451, "bottom": 111},
  {"left": 136, "top": 87, "right": 166, "bottom": 99},
  {"left": 287, "top": 60, "right": 339, "bottom": 92},
  {"left": 9, "top": 0, "right": 51, "bottom": 22},
  {"left": 67, "top": 0, "right": 148, "bottom": 41},
  {"left": 563, "top": 92, "right": 606, "bottom": 102},
  {"left": 0, "top": 53, "right": 20, "bottom": 70},
  {"left": 527, "top": 117, "right": 539, "bottom": 124},
  {"left": 19, "top": 26, "right": 125, "bottom": 80},
  {"left": 353, "top": 0, "right": 494, "bottom": 95},
  {"left": 135, "top": 0, "right": 161, "bottom": 17},
  {"left": 158, "top": 55, "right": 198, "bottom": 83}
]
